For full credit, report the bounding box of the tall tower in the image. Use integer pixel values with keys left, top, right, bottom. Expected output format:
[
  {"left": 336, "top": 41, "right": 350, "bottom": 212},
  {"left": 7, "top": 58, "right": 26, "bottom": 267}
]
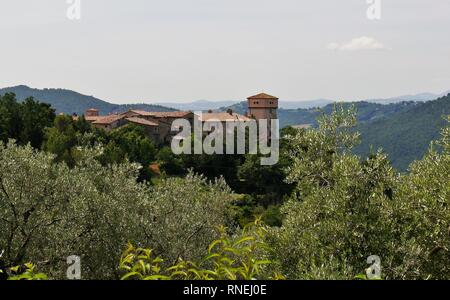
[
  {"left": 85, "top": 108, "right": 99, "bottom": 117},
  {"left": 247, "top": 92, "right": 278, "bottom": 122},
  {"left": 247, "top": 93, "right": 279, "bottom": 139}
]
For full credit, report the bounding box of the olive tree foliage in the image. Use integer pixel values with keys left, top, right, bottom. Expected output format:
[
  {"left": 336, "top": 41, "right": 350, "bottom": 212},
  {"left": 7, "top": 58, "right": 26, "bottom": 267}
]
[
  {"left": 268, "top": 105, "right": 397, "bottom": 279},
  {"left": 283, "top": 104, "right": 361, "bottom": 198},
  {"left": 268, "top": 107, "right": 450, "bottom": 280},
  {"left": 138, "top": 173, "right": 234, "bottom": 265},
  {"left": 0, "top": 141, "right": 233, "bottom": 279},
  {"left": 389, "top": 116, "right": 450, "bottom": 279}
]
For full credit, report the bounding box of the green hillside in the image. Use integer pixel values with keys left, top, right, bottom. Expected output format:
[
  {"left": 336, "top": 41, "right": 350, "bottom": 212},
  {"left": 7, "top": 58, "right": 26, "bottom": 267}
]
[
  {"left": 0, "top": 85, "right": 175, "bottom": 115},
  {"left": 354, "top": 94, "right": 450, "bottom": 171},
  {"left": 223, "top": 98, "right": 449, "bottom": 171}
]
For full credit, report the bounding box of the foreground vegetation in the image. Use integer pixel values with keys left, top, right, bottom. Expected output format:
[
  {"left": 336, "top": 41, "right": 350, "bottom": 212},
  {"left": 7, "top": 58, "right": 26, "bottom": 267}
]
[{"left": 0, "top": 93, "right": 449, "bottom": 280}]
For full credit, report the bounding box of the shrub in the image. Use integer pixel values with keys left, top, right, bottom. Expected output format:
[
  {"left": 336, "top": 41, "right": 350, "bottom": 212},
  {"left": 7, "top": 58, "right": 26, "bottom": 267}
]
[{"left": 120, "top": 218, "right": 283, "bottom": 280}]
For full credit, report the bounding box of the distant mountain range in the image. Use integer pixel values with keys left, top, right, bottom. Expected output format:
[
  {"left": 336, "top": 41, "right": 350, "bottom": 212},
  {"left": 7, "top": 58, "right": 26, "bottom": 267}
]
[
  {"left": 156, "top": 99, "right": 334, "bottom": 110},
  {"left": 161, "top": 91, "right": 450, "bottom": 111},
  {"left": 0, "top": 85, "right": 176, "bottom": 115},
  {"left": 155, "top": 100, "right": 238, "bottom": 111},
  {"left": 1, "top": 85, "right": 448, "bottom": 114},
  {"left": 365, "top": 91, "right": 450, "bottom": 104}
]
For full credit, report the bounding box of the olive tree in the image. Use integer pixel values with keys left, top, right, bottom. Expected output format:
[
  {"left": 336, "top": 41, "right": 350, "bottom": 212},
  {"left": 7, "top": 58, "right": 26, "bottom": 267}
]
[
  {"left": 268, "top": 107, "right": 450, "bottom": 280},
  {"left": 0, "top": 141, "right": 233, "bottom": 279},
  {"left": 268, "top": 105, "right": 398, "bottom": 279},
  {"left": 389, "top": 117, "right": 450, "bottom": 279},
  {"left": 137, "top": 173, "right": 234, "bottom": 265}
]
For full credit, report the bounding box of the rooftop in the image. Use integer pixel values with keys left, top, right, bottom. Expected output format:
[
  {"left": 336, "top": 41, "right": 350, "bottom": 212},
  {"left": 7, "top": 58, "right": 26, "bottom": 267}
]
[
  {"left": 126, "top": 117, "right": 159, "bottom": 127},
  {"left": 199, "top": 112, "right": 252, "bottom": 122},
  {"left": 129, "top": 110, "right": 192, "bottom": 118},
  {"left": 92, "top": 115, "right": 123, "bottom": 125},
  {"left": 247, "top": 93, "right": 279, "bottom": 100},
  {"left": 85, "top": 116, "right": 103, "bottom": 122}
]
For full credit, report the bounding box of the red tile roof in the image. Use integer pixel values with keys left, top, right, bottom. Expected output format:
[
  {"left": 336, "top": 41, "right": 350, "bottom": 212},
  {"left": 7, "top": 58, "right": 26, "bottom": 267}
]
[
  {"left": 150, "top": 111, "right": 193, "bottom": 118},
  {"left": 92, "top": 115, "right": 124, "bottom": 125},
  {"left": 126, "top": 117, "right": 159, "bottom": 127},
  {"left": 247, "top": 93, "right": 278, "bottom": 100},
  {"left": 85, "top": 116, "right": 103, "bottom": 122},
  {"left": 128, "top": 110, "right": 155, "bottom": 116},
  {"left": 149, "top": 163, "right": 161, "bottom": 175},
  {"left": 129, "top": 110, "right": 192, "bottom": 118},
  {"left": 199, "top": 112, "right": 252, "bottom": 122}
]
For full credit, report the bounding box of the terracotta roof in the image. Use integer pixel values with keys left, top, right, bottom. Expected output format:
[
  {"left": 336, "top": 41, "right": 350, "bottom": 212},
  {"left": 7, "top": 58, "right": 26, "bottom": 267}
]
[
  {"left": 200, "top": 112, "right": 252, "bottom": 122},
  {"left": 126, "top": 117, "right": 159, "bottom": 127},
  {"left": 85, "top": 116, "right": 103, "bottom": 122},
  {"left": 92, "top": 115, "right": 124, "bottom": 125},
  {"left": 128, "top": 110, "right": 191, "bottom": 118},
  {"left": 147, "top": 111, "right": 193, "bottom": 118},
  {"left": 247, "top": 93, "right": 279, "bottom": 100},
  {"left": 86, "top": 108, "right": 99, "bottom": 112},
  {"left": 129, "top": 110, "right": 155, "bottom": 117},
  {"left": 149, "top": 163, "right": 161, "bottom": 175}
]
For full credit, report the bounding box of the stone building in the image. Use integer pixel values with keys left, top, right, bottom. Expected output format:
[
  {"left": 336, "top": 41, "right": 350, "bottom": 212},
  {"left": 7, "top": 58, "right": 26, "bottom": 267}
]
[
  {"left": 83, "top": 109, "right": 193, "bottom": 145},
  {"left": 247, "top": 93, "right": 279, "bottom": 139},
  {"left": 82, "top": 92, "right": 278, "bottom": 144},
  {"left": 247, "top": 92, "right": 278, "bottom": 124}
]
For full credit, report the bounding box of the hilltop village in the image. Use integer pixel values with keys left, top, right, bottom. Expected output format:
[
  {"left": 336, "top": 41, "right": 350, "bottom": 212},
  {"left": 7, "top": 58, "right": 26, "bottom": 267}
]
[{"left": 78, "top": 93, "right": 279, "bottom": 144}]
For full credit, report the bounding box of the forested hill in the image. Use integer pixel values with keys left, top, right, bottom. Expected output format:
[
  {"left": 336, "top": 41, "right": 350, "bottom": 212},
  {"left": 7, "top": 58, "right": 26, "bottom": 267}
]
[
  {"left": 354, "top": 94, "right": 450, "bottom": 171},
  {"left": 0, "top": 85, "right": 175, "bottom": 115}
]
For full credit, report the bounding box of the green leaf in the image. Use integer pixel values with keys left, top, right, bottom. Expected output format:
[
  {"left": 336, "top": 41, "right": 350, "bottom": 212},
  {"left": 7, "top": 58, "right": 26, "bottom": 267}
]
[
  {"left": 121, "top": 272, "right": 142, "bottom": 280},
  {"left": 208, "top": 239, "right": 223, "bottom": 254}
]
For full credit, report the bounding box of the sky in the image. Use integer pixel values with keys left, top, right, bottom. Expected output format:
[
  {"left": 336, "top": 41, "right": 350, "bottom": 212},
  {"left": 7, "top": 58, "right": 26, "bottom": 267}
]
[{"left": 1, "top": 0, "right": 450, "bottom": 104}]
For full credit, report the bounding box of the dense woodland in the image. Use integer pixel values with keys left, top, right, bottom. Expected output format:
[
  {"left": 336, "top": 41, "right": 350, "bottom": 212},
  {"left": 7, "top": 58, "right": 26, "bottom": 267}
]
[{"left": 0, "top": 93, "right": 449, "bottom": 280}]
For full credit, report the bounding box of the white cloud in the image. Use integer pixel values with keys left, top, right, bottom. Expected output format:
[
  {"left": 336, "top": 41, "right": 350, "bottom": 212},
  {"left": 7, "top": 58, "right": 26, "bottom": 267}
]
[{"left": 327, "top": 36, "right": 389, "bottom": 51}]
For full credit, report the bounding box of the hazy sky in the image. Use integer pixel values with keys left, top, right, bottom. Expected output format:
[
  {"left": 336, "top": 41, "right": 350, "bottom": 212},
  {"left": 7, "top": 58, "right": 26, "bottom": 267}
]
[{"left": 1, "top": 0, "right": 450, "bottom": 103}]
